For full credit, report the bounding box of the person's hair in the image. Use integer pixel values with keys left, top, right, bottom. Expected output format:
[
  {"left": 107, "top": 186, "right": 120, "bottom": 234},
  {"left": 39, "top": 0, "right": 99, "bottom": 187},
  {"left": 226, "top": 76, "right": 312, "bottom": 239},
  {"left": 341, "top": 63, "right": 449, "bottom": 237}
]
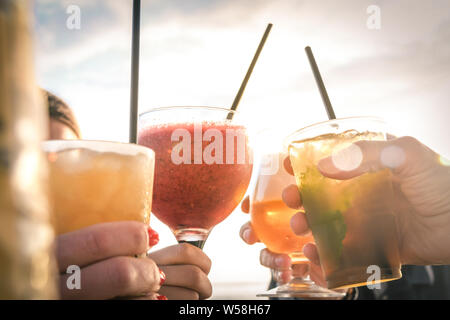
[{"left": 43, "top": 89, "right": 81, "bottom": 138}]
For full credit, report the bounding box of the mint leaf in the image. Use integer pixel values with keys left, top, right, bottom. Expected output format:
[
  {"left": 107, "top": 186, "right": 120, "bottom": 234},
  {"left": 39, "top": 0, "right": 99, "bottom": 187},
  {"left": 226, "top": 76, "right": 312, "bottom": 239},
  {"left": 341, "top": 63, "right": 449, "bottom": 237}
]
[
  {"left": 293, "top": 165, "right": 349, "bottom": 269},
  {"left": 307, "top": 210, "right": 347, "bottom": 270}
]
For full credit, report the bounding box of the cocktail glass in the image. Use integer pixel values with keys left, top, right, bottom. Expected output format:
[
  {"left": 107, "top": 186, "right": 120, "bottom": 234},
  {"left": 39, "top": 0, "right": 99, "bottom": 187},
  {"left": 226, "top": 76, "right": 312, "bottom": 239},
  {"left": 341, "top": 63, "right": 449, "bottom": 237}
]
[
  {"left": 43, "top": 140, "right": 155, "bottom": 236},
  {"left": 249, "top": 130, "right": 345, "bottom": 298},
  {"left": 137, "top": 106, "right": 253, "bottom": 249},
  {"left": 287, "top": 117, "right": 402, "bottom": 290}
]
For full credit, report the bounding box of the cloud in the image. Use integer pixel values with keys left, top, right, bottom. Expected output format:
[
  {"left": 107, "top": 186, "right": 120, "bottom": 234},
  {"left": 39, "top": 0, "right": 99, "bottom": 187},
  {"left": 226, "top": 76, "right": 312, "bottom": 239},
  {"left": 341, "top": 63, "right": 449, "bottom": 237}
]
[{"left": 34, "top": 0, "right": 450, "bottom": 150}]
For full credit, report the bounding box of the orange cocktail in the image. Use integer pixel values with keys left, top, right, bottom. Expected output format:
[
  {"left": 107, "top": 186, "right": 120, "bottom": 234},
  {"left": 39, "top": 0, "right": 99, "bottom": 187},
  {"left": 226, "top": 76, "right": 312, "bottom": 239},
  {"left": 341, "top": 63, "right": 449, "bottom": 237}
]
[
  {"left": 43, "top": 140, "right": 155, "bottom": 235},
  {"left": 250, "top": 134, "right": 345, "bottom": 299},
  {"left": 251, "top": 151, "right": 314, "bottom": 262},
  {"left": 251, "top": 199, "right": 313, "bottom": 262}
]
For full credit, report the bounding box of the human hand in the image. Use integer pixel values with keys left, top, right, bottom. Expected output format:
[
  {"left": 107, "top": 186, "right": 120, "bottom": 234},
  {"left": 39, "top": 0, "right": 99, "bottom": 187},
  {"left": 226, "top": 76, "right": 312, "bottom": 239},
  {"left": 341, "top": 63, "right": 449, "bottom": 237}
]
[
  {"left": 147, "top": 243, "right": 212, "bottom": 300},
  {"left": 57, "top": 221, "right": 164, "bottom": 300},
  {"left": 284, "top": 136, "right": 450, "bottom": 266}
]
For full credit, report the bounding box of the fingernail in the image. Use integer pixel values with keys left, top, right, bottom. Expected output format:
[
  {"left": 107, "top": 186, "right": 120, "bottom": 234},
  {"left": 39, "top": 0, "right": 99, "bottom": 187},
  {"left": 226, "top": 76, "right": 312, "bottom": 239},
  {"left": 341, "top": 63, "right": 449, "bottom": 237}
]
[
  {"left": 159, "top": 269, "right": 166, "bottom": 286},
  {"left": 281, "top": 184, "right": 302, "bottom": 209},
  {"left": 243, "top": 229, "right": 251, "bottom": 242},
  {"left": 290, "top": 213, "right": 308, "bottom": 236},
  {"left": 275, "top": 256, "right": 285, "bottom": 267},
  {"left": 283, "top": 156, "right": 294, "bottom": 175},
  {"left": 157, "top": 295, "right": 168, "bottom": 300},
  {"left": 148, "top": 227, "right": 159, "bottom": 247}
]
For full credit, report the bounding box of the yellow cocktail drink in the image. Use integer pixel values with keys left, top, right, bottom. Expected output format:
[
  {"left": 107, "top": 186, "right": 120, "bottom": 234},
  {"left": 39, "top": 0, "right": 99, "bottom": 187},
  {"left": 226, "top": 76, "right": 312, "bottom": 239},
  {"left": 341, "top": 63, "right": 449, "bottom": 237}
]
[
  {"left": 43, "top": 140, "right": 155, "bottom": 235},
  {"left": 288, "top": 118, "right": 402, "bottom": 289}
]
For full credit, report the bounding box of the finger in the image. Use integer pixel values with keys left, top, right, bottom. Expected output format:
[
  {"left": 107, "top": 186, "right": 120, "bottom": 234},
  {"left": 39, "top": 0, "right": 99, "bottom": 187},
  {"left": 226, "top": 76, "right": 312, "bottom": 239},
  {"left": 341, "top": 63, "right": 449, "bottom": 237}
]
[
  {"left": 148, "top": 243, "right": 211, "bottom": 274},
  {"left": 158, "top": 286, "right": 200, "bottom": 300},
  {"left": 303, "top": 243, "right": 320, "bottom": 266},
  {"left": 309, "top": 262, "right": 327, "bottom": 288},
  {"left": 241, "top": 195, "right": 250, "bottom": 213},
  {"left": 159, "top": 265, "right": 212, "bottom": 300},
  {"left": 290, "top": 212, "right": 310, "bottom": 236},
  {"left": 317, "top": 136, "right": 424, "bottom": 180},
  {"left": 281, "top": 184, "right": 303, "bottom": 209},
  {"left": 57, "top": 221, "right": 150, "bottom": 272},
  {"left": 60, "top": 256, "right": 161, "bottom": 300},
  {"left": 283, "top": 156, "right": 294, "bottom": 175},
  {"left": 239, "top": 222, "right": 259, "bottom": 244},
  {"left": 260, "top": 249, "right": 291, "bottom": 270}
]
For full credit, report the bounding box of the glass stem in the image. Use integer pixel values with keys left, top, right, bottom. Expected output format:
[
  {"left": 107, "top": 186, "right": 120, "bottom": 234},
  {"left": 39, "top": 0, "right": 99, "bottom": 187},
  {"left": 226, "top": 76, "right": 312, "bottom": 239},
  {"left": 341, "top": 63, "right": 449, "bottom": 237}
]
[
  {"left": 178, "top": 239, "right": 206, "bottom": 249},
  {"left": 173, "top": 227, "right": 211, "bottom": 250},
  {"left": 269, "top": 269, "right": 282, "bottom": 289}
]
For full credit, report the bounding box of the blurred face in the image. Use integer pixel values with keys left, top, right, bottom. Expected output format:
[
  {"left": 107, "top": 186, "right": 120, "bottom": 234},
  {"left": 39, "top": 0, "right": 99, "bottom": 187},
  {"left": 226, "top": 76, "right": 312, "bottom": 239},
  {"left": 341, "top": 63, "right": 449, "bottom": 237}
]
[{"left": 49, "top": 119, "right": 78, "bottom": 140}]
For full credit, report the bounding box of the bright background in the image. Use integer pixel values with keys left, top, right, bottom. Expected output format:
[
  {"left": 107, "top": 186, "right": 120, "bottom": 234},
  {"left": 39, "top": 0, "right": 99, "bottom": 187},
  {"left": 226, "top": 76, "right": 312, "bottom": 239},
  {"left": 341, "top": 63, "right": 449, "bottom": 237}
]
[{"left": 33, "top": 0, "right": 450, "bottom": 299}]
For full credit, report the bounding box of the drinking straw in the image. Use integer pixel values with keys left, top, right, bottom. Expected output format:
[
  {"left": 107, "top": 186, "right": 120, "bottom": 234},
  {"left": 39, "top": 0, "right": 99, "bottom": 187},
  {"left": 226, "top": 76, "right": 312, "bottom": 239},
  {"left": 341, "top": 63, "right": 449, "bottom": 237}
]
[
  {"left": 305, "top": 46, "right": 336, "bottom": 120},
  {"left": 129, "top": 0, "right": 141, "bottom": 143},
  {"left": 227, "top": 23, "right": 273, "bottom": 120}
]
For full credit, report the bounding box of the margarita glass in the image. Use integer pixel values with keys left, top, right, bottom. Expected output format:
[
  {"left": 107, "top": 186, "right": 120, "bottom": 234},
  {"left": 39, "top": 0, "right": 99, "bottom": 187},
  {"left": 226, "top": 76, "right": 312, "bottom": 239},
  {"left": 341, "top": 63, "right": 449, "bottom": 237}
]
[{"left": 138, "top": 107, "right": 253, "bottom": 248}]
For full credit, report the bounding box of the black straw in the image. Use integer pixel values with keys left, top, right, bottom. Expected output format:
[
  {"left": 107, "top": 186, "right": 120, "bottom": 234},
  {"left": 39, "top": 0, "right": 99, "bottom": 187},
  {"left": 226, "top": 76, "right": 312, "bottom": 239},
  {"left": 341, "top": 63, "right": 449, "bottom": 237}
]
[
  {"left": 129, "top": 0, "right": 141, "bottom": 143},
  {"left": 305, "top": 46, "right": 336, "bottom": 120},
  {"left": 227, "top": 23, "right": 273, "bottom": 120}
]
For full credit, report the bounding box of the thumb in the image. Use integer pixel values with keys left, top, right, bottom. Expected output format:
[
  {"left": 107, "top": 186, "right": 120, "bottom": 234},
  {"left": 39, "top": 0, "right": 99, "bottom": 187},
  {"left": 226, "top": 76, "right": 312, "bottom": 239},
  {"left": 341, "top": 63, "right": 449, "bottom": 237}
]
[{"left": 317, "top": 136, "right": 427, "bottom": 180}]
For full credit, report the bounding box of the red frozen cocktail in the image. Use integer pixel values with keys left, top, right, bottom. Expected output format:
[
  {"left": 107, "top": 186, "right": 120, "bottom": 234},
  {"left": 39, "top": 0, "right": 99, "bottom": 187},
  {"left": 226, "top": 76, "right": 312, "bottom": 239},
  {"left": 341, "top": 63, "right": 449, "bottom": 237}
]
[{"left": 138, "top": 107, "right": 253, "bottom": 248}]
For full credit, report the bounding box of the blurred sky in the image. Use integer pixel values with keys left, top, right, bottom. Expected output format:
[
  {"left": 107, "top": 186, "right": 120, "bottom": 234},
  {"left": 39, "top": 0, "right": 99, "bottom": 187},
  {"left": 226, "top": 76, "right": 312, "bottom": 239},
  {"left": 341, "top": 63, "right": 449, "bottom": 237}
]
[{"left": 33, "top": 0, "right": 450, "bottom": 298}]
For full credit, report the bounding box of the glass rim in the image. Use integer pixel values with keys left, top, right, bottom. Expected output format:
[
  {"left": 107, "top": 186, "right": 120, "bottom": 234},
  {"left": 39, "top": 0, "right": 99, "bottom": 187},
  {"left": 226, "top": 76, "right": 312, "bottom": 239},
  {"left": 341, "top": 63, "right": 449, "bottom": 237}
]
[
  {"left": 284, "top": 116, "right": 386, "bottom": 146},
  {"left": 139, "top": 106, "right": 238, "bottom": 119},
  {"left": 41, "top": 139, "right": 155, "bottom": 158}
]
